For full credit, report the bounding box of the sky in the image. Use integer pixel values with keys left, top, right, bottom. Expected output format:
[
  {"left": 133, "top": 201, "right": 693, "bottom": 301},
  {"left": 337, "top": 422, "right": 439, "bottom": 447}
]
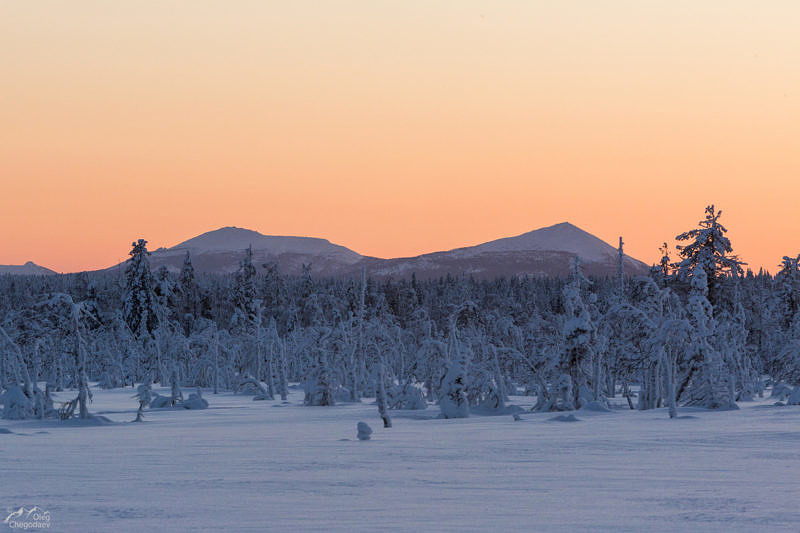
[{"left": 1, "top": 1, "right": 799, "bottom": 273}]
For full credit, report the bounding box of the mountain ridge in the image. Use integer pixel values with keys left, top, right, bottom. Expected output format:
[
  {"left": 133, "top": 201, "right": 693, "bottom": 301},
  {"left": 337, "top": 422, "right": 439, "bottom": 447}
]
[
  {"left": 2, "top": 223, "right": 650, "bottom": 278},
  {"left": 138, "top": 223, "right": 649, "bottom": 278},
  {"left": 0, "top": 261, "right": 57, "bottom": 276}
]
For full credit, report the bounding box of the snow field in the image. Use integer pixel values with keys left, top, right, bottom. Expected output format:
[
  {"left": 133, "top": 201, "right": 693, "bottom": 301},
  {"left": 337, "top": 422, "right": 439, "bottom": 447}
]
[{"left": 3, "top": 388, "right": 800, "bottom": 532}]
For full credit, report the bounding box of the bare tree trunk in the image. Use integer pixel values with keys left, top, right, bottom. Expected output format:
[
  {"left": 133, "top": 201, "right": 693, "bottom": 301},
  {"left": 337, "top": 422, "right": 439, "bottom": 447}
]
[
  {"left": 622, "top": 381, "right": 634, "bottom": 410},
  {"left": 72, "top": 304, "right": 90, "bottom": 419},
  {"left": 0, "top": 335, "right": 6, "bottom": 390},
  {"left": 277, "top": 340, "right": 288, "bottom": 401},
  {"left": 352, "top": 266, "right": 367, "bottom": 402},
  {"left": 377, "top": 360, "right": 392, "bottom": 428},
  {"left": 664, "top": 353, "right": 677, "bottom": 419},
  {"left": 213, "top": 327, "right": 220, "bottom": 395},
  {"left": 592, "top": 354, "right": 602, "bottom": 401},
  {"left": 154, "top": 329, "right": 164, "bottom": 385},
  {"left": 490, "top": 345, "right": 507, "bottom": 403},
  {"left": 605, "top": 365, "right": 616, "bottom": 399},
  {"left": 0, "top": 325, "right": 29, "bottom": 393},
  {"left": 676, "top": 366, "right": 696, "bottom": 403},
  {"left": 255, "top": 331, "right": 263, "bottom": 383},
  {"left": 266, "top": 342, "right": 276, "bottom": 400}
]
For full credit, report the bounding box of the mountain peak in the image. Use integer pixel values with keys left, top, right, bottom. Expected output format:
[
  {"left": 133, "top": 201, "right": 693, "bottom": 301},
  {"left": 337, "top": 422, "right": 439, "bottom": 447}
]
[
  {"left": 465, "top": 221, "right": 620, "bottom": 263},
  {"left": 140, "top": 226, "right": 363, "bottom": 273},
  {"left": 0, "top": 261, "right": 57, "bottom": 275},
  {"left": 188, "top": 226, "right": 266, "bottom": 243},
  {"left": 529, "top": 221, "right": 589, "bottom": 234},
  {"left": 170, "top": 226, "right": 339, "bottom": 254}
]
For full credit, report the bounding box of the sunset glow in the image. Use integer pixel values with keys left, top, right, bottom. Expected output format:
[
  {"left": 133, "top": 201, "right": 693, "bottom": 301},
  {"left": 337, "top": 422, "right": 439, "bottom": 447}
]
[{"left": 2, "top": 1, "right": 799, "bottom": 273}]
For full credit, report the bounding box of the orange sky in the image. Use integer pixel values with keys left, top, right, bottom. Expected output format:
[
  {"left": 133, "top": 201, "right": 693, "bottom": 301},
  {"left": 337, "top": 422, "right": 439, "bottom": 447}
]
[{"left": 2, "top": 2, "right": 799, "bottom": 273}]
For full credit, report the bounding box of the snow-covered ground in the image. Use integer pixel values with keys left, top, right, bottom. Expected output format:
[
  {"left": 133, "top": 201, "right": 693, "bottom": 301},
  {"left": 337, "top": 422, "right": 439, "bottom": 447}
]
[{"left": 2, "top": 389, "right": 800, "bottom": 532}]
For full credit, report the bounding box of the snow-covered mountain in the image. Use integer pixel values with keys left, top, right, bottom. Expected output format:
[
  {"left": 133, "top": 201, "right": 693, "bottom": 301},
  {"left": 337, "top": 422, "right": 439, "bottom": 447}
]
[
  {"left": 466, "top": 222, "right": 624, "bottom": 262},
  {"left": 362, "top": 222, "right": 649, "bottom": 279},
  {"left": 126, "top": 223, "right": 649, "bottom": 279},
  {"left": 143, "top": 227, "right": 363, "bottom": 275},
  {"left": 0, "top": 261, "right": 57, "bottom": 276},
  {"left": 172, "top": 227, "right": 361, "bottom": 260}
]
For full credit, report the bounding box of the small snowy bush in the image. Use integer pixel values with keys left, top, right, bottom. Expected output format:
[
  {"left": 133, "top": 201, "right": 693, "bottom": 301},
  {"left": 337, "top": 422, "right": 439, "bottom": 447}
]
[
  {"left": 183, "top": 389, "right": 209, "bottom": 410},
  {"left": 2, "top": 385, "right": 33, "bottom": 420},
  {"left": 785, "top": 387, "right": 800, "bottom": 406},
  {"left": 356, "top": 421, "right": 372, "bottom": 441},
  {"left": 388, "top": 384, "right": 427, "bottom": 410}
]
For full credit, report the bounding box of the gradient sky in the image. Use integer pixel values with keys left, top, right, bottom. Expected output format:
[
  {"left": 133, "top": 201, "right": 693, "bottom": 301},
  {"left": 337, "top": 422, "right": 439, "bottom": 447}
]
[{"left": 2, "top": 1, "right": 799, "bottom": 273}]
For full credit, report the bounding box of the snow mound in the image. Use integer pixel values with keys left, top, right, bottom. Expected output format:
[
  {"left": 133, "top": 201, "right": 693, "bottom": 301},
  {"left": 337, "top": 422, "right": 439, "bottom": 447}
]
[
  {"left": 770, "top": 383, "right": 793, "bottom": 400},
  {"left": 149, "top": 394, "right": 174, "bottom": 409},
  {"left": 148, "top": 389, "right": 208, "bottom": 410},
  {"left": 470, "top": 404, "right": 524, "bottom": 416},
  {"left": 183, "top": 390, "right": 209, "bottom": 410},
  {"left": 786, "top": 387, "right": 800, "bottom": 406},
  {"left": 579, "top": 401, "right": 613, "bottom": 413},
  {"left": 548, "top": 414, "right": 580, "bottom": 423},
  {"left": 335, "top": 387, "right": 357, "bottom": 403},
  {"left": 387, "top": 384, "right": 427, "bottom": 410},
  {"left": 356, "top": 421, "right": 373, "bottom": 441},
  {"left": 62, "top": 415, "right": 114, "bottom": 426}
]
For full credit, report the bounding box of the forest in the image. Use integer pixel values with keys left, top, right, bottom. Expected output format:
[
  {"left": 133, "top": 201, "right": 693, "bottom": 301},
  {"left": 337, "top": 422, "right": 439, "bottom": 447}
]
[{"left": 2, "top": 206, "right": 799, "bottom": 422}]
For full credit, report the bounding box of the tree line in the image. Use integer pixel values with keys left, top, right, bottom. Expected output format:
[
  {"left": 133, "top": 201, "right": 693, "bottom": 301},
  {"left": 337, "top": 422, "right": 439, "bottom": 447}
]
[{"left": 1, "top": 205, "right": 799, "bottom": 421}]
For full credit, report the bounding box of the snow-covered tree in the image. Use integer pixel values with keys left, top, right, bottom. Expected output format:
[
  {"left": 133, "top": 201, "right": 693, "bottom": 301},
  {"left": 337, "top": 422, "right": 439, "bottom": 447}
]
[
  {"left": 682, "top": 268, "right": 737, "bottom": 409},
  {"left": 230, "top": 246, "right": 260, "bottom": 335},
  {"left": 438, "top": 327, "right": 469, "bottom": 418},
  {"left": 123, "top": 239, "right": 158, "bottom": 338},
  {"left": 674, "top": 205, "right": 745, "bottom": 307},
  {"left": 35, "top": 293, "right": 99, "bottom": 419},
  {"left": 559, "top": 262, "right": 596, "bottom": 409}
]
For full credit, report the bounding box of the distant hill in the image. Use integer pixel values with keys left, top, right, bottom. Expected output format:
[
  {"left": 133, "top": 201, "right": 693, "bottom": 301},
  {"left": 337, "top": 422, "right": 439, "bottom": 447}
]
[
  {"left": 0, "top": 261, "right": 57, "bottom": 276},
  {"left": 361, "top": 222, "right": 649, "bottom": 279},
  {"left": 111, "top": 223, "right": 649, "bottom": 279},
  {"left": 140, "top": 226, "right": 363, "bottom": 276}
]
